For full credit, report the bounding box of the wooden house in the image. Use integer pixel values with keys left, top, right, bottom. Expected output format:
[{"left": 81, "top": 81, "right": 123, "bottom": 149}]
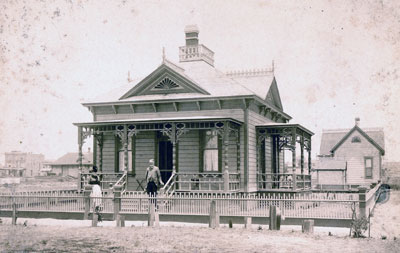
[
  {"left": 74, "top": 25, "right": 313, "bottom": 193},
  {"left": 315, "top": 118, "right": 385, "bottom": 190},
  {"left": 46, "top": 152, "right": 93, "bottom": 178}
]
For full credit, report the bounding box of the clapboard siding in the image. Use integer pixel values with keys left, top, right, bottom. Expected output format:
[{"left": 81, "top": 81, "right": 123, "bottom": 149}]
[
  {"left": 334, "top": 131, "right": 381, "bottom": 185},
  {"left": 102, "top": 134, "right": 116, "bottom": 172},
  {"left": 134, "top": 132, "right": 155, "bottom": 178},
  {"left": 178, "top": 131, "right": 200, "bottom": 173},
  {"left": 95, "top": 109, "right": 245, "bottom": 123},
  {"left": 247, "top": 109, "right": 274, "bottom": 191}
]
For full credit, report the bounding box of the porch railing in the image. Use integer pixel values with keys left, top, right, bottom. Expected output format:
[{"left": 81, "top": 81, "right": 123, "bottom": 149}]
[
  {"left": 171, "top": 171, "right": 241, "bottom": 192},
  {"left": 78, "top": 172, "right": 125, "bottom": 191},
  {"left": 257, "top": 173, "right": 312, "bottom": 191}
]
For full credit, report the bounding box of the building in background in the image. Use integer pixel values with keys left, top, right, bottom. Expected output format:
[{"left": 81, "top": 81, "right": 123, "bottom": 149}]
[
  {"left": 45, "top": 150, "right": 93, "bottom": 178},
  {"left": 4, "top": 151, "right": 45, "bottom": 177},
  {"left": 315, "top": 118, "right": 385, "bottom": 190}
]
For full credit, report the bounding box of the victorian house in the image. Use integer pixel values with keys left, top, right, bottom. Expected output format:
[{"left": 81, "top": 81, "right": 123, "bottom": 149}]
[{"left": 74, "top": 25, "right": 313, "bottom": 193}]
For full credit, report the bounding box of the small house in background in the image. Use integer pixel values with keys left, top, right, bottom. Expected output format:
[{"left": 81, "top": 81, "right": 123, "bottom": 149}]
[
  {"left": 46, "top": 151, "right": 93, "bottom": 178},
  {"left": 315, "top": 118, "right": 385, "bottom": 190}
]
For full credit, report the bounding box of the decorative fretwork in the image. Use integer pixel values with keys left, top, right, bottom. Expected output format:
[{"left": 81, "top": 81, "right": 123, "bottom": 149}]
[
  {"left": 154, "top": 77, "right": 179, "bottom": 90},
  {"left": 94, "top": 132, "right": 103, "bottom": 148},
  {"left": 127, "top": 124, "right": 138, "bottom": 138},
  {"left": 115, "top": 125, "right": 126, "bottom": 144},
  {"left": 161, "top": 123, "right": 189, "bottom": 144},
  {"left": 81, "top": 127, "right": 93, "bottom": 144},
  {"left": 176, "top": 123, "right": 188, "bottom": 141}
]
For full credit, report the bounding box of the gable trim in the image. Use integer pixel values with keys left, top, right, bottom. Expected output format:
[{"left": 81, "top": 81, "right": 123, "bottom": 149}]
[
  {"left": 119, "top": 63, "right": 210, "bottom": 99},
  {"left": 264, "top": 77, "right": 283, "bottom": 111},
  {"left": 330, "top": 126, "right": 385, "bottom": 155}
]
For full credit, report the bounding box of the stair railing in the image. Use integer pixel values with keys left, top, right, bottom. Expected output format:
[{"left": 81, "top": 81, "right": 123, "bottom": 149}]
[
  {"left": 113, "top": 171, "right": 128, "bottom": 193},
  {"left": 161, "top": 171, "right": 177, "bottom": 197}
]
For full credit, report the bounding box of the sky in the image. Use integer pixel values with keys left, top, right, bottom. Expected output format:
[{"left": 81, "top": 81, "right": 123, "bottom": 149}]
[{"left": 1, "top": 0, "right": 399, "bottom": 162}]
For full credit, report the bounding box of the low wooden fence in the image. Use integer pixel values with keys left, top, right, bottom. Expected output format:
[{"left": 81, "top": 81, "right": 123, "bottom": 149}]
[{"left": 0, "top": 190, "right": 363, "bottom": 227}]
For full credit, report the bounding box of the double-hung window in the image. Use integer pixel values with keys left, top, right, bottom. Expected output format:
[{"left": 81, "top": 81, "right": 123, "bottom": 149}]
[
  {"left": 118, "top": 138, "right": 132, "bottom": 173},
  {"left": 365, "top": 157, "right": 373, "bottom": 179},
  {"left": 203, "top": 130, "right": 219, "bottom": 172}
]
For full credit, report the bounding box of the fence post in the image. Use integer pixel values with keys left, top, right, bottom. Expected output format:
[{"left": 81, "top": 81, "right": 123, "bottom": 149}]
[
  {"left": 12, "top": 203, "right": 17, "bottom": 225},
  {"left": 302, "top": 220, "right": 314, "bottom": 233},
  {"left": 224, "top": 170, "right": 229, "bottom": 192},
  {"left": 113, "top": 185, "right": 122, "bottom": 221},
  {"left": 209, "top": 200, "right": 219, "bottom": 228},
  {"left": 358, "top": 186, "right": 368, "bottom": 218},
  {"left": 269, "top": 206, "right": 281, "bottom": 230},
  {"left": 92, "top": 214, "right": 98, "bottom": 227},
  {"left": 148, "top": 204, "right": 155, "bottom": 227},
  {"left": 84, "top": 185, "right": 92, "bottom": 220},
  {"left": 116, "top": 214, "right": 125, "bottom": 227},
  {"left": 244, "top": 217, "right": 252, "bottom": 229}
]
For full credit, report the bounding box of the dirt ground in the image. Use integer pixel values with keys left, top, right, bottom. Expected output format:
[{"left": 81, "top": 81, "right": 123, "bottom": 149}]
[
  {"left": 0, "top": 223, "right": 399, "bottom": 253},
  {"left": 369, "top": 189, "right": 400, "bottom": 239}
]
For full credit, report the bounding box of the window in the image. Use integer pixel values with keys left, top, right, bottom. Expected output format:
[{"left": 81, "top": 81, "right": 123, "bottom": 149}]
[
  {"left": 351, "top": 136, "right": 361, "bottom": 143},
  {"left": 365, "top": 157, "right": 373, "bottom": 179},
  {"left": 203, "top": 130, "right": 219, "bottom": 172},
  {"left": 118, "top": 138, "right": 132, "bottom": 172}
]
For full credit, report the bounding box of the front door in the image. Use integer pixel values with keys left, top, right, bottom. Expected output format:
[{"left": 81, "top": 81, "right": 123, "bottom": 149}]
[{"left": 158, "top": 140, "right": 173, "bottom": 184}]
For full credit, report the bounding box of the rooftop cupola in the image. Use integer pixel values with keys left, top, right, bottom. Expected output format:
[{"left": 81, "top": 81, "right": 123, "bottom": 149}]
[{"left": 179, "top": 25, "right": 214, "bottom": 66}]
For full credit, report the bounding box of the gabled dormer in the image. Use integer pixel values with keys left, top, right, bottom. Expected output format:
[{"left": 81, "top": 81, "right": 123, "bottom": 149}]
[{"left": 119, "top": 61, "right": 210, "bottom": 99}]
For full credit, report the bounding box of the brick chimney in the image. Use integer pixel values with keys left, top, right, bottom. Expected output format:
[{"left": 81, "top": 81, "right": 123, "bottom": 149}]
[
  {"left": 355, "top": 117, "right": 360, "bottom": 127},
  {"left": 179, "top": 25, "right": 214, "bottom": 66},
  {"left": 184, "top": 25, "right": 199, "bottom": 46}
]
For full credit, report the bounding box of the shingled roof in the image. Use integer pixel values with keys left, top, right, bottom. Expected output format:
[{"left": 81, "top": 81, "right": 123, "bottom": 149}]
[
  {"left": 320, "top": 126, "right": 385, "bottom": 156},
  {"left": 51, "top": 152, "right": 93, "bottom": 165},
  {"left": 85, "top": 59, "right": 275, "bottom": 104}
]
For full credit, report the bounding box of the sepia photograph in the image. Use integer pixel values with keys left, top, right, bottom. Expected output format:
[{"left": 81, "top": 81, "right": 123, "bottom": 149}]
[{"left": 0, "top": 0, "right": 399, "bottom": 252}]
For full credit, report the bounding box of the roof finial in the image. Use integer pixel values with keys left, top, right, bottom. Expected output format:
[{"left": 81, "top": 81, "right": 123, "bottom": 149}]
[
  {"left": 127, "top": 71, "right": 132, "bottom": 83},
  {"left": 272, "top": 60, "right": 275, "bottom": 75},
  {"left": 162, "top": 47, "right": 166, "bottom": 63}
]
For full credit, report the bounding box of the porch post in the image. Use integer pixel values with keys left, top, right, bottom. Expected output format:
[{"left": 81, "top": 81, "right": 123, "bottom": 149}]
[
  {"left": 172, "top": 124, "right": 177, "bottom": 173},
  {"left": 94, "top": 133, "right": 103, "bottom": 172},
  {"left": 78, "top": 126, "right": 83, "bottom": 172},
  {"left": 223, "top": 124, "right": 229, "bottom": 172},
  {"left": 291, "top": 129, "right": 296, "bottom": 172},
  {"left": 300, "top": 135, "right": 304, "bottom": 175},
  {"left": 236, "top": 130, "right": 240, "bottom": 173},
  {"left": 123, "top": 125, "right": 128, "bottom": 172},
  {"left": 308, "top": 141, "right": 312, "bottom": 174}
]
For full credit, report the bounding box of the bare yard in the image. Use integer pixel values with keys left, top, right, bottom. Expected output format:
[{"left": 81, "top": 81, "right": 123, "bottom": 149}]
[{"left": 0, "top": 223, "right": 399, "bottom": 252}]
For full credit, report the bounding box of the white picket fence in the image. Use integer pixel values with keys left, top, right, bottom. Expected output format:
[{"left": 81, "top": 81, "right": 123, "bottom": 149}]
[{"left": 0, "top": 191, "right": 359, "bottom": 220}]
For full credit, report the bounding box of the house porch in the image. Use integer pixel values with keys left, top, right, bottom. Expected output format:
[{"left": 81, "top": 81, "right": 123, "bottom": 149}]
[
  {"left": 256, "top": 124, "right": 314, "bottom": 192},
  {"left": 75, "top": 117, "right": 242, "bottom": 193}
]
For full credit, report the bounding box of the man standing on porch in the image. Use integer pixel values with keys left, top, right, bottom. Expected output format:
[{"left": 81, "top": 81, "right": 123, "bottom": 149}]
[{"left": 145, "top": 159, "right": 164, "bottom": 197}]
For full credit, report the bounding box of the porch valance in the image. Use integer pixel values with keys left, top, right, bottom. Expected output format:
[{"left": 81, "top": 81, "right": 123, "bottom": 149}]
[{"left": 73, "top": 116, "right": 242, "bottom": 128}]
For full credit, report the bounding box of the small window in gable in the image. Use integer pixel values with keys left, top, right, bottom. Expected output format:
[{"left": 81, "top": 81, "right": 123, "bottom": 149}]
[
  {"left": 351, "top": 136, "right": 361, "bottom": 143},
  {"left": 154, "top": 77, "right": 180, "bottom": 90}
]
